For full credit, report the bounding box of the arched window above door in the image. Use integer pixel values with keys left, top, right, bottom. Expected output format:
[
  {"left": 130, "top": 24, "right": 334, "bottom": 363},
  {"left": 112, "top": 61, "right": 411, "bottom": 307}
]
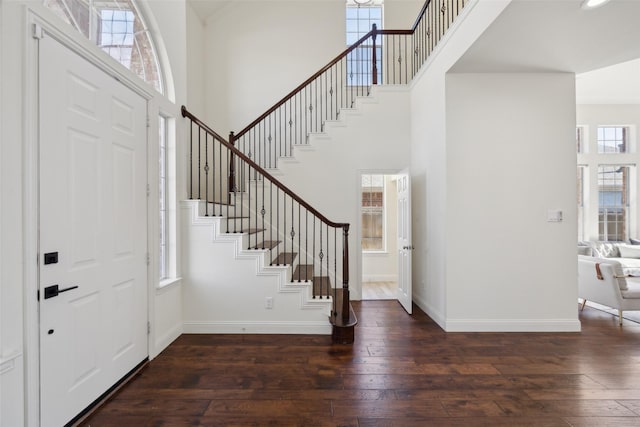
[{"left": 44, "top": 0, "right": 164, "bottom": 94}]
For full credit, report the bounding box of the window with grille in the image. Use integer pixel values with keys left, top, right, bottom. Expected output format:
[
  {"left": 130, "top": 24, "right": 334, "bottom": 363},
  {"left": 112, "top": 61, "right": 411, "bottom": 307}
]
[
  {"left": 597, "top": 126, "right": 628, "bottom": 154},
  {"left": 362, "top": 174, "right": 385, "bottom": 251},
  {"left": 346, "top": 2, "right": 382, "bottom": 86},
  {"left": 598, "top": 165, "right": 631, "bottom": 241},
  {"left": 44, "top": 0, "right": 163, "bottom": 93}
]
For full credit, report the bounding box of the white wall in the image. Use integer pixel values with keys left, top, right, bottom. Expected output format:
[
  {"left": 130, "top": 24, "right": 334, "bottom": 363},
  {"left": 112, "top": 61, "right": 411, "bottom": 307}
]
[
  {"left": 577, "top": 104, "right": 640, "bottom": 241},
  {"left": 186, "top": 2, "right": 206, "bottom": 117},
  {"left": 445, "top": 73, "right": 578, "bottom": 331},
  {"left": 410, "top": 0, "right": 512, "bottom": 328},
  {"left": 275, "top": 86, "right": 411, "bottom": 300},
  {"left": 181, "top": 201, "right": 332, "bottom": 333},
  {"left": 202, "top": 0, "right": 423, "bottom": 136}
]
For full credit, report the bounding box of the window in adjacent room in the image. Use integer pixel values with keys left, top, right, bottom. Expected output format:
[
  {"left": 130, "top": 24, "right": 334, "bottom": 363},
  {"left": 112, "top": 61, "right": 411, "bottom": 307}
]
[
  {"left": 597, "top": 126, "right": 628, "bottom": 153},
  {"left": 598, "top": 165, "right": 632, "bottom": 241},
  {"left": 576, "top": 126, "right": 585, "bottom": 154},
  {"left": 362, "top": 174, "right": 385, "bottom": 251},
  {"left": 577, "top": 165, "right": 587, "bottom": 242},
  {"left": 346, "top": 0, "right": 382, "bottom": 86}
]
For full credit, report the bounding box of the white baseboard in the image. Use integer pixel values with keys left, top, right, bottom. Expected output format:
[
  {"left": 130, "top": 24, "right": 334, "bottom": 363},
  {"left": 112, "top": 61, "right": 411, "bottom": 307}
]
[
  {"left": 444, "top": 319, "right": 581, "bottom": 332},
  {"left": 152, "top": 323, "right": 183, "bottom": 359},
  {"left": 183, "top": 321, "right": 332, "bottom": 335},
  {"left": 412, "top": 293, "right": 581, "bottom": 332},
  {"left": 413, "top": 292, "right": 446, "bottom": 330},
  {"left": 362, "top": 274, "right": 398, "bottom": 282}
]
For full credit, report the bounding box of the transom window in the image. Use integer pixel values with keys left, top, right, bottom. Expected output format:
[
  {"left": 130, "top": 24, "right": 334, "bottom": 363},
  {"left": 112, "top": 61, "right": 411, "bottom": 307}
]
[
  {"left": 597, "top": 126, "right": 628, "bottom": 153},
  {"left": 44, "top": 0, "right": 163, "bottom": 93}
]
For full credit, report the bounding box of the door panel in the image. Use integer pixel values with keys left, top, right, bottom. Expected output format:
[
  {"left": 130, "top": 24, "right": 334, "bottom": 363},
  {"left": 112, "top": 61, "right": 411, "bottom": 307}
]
[
  {"left": 397, "top": 169, "right": 413, "bottom": 314},
  {"left": 39, "top": 35, "right": 148, "bottom": 427}
]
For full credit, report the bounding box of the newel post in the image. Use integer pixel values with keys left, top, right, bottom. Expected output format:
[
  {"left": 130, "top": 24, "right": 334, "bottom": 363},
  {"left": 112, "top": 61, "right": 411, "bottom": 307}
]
[
  {"left": 371, "top": 23, "right": 378, "bottom": 85},
  {"left": 342, "top": 224, "right": 350, "bottom": 322},
  {"left": 228, "top": 131, "right": 236, "bottom": 204}
]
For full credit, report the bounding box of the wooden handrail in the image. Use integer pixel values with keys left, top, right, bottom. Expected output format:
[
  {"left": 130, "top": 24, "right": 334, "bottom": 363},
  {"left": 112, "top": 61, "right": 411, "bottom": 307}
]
[
  {"left": 182, "top": 106, "right": 349, "bottom": 230},
  {"left": 235, "top": 29, "right": 377, "bottom": 139},
  {"left": 235, "top": 0, "right": 438, "bottom": 140},
  {"left": 412, "top": 0, "right": 433, "bottom": 31}
]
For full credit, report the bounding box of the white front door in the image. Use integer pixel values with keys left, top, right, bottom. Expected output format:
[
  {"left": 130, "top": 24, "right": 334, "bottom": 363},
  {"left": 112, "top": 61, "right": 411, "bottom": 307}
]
[
  {"left": 38, "top": 35, "right": 148, "bottom": 427},
  {"left": 397, "top": 169, "right": 412, "bottom": 314}
]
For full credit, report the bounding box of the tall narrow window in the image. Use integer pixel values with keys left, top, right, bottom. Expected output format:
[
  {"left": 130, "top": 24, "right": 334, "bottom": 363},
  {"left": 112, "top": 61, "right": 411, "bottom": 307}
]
[
  {"left": 346, "top": 1, "right": 382, "bottom": 86},
  {"left": 577, "top": 166, "right": 586, "bottom": 241},
  {"left": 576, "top": 126, "right": 585, "bottom": 154},
  {"left": 159, "top": 116, "right": 168, "bottom": 280},
  {"left": 362, "top": 174, "right": 385, "bottom": 251},
  {"left": 598, "top": 165, "right": 631, "bottom": 241},
  {"left": 598, "top": 126, "right": 628, "bottom": 153}
]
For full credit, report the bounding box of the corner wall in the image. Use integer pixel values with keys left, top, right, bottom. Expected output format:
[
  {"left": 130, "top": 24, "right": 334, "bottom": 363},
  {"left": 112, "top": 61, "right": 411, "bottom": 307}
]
[{"left": 410, "top": 0, "right": 512, "bottom": 327}]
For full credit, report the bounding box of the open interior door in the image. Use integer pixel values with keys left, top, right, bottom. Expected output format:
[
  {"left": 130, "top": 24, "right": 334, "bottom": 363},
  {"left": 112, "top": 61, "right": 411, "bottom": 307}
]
[{"left": 396, "top": 169, "right": 412, "bottom": 314}]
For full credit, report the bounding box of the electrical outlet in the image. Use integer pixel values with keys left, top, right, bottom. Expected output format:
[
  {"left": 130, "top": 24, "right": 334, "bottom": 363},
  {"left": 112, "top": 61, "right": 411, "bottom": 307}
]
[{"left": 265, "top": 297, "right": 273, "bottom": 309}]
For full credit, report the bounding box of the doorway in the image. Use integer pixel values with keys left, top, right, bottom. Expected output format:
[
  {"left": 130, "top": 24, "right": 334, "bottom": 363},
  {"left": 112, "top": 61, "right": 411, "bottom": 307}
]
[{"left": 360, "top": 173, "right": 399, "bottom": 300}]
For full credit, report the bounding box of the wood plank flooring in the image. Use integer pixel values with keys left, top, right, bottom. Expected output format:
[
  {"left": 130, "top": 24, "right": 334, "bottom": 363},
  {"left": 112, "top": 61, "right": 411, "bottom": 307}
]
[
  {"left": 362, "top": 281, "right": 396, "bottom": 300},
  {"left": 80, "top": 301, "right": 640, "bottom": 426}
]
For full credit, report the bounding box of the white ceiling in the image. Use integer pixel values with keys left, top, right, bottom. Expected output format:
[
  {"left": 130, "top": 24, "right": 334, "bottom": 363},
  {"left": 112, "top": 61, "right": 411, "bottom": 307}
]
[
  {"left": 187, "top": 0, "right": 640, "bottom": 104},
  {"left": 188, "top": 0, "right": 232, "bottom": 22},
  {"left": 577, "top": 58, "right": 640, "bottom": 104},
  {"left": 450, "top": 0, "right": 640, "bottom": 74}
]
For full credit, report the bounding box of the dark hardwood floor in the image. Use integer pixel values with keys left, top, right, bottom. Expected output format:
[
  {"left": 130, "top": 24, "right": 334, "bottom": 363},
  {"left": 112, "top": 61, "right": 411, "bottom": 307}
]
[{"left": 80, "top": 301, "right": 640, "bottom": 426}]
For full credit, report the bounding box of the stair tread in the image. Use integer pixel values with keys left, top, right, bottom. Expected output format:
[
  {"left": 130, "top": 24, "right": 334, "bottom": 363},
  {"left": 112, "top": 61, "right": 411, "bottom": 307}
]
[
  {"left": 249, "top": 240, "right": 280, "bottom": 250},
  {"left": 227, "top": 228, "right": 264, "bottom": 235},
  {"left": 272, "top": 252, "right": 297, "bottom": 265},
  {"left": 292, "top": 265, "right": 313, "bottom": 281},
  {"left": 312, "top": 276, "right": 332, "bottom": 298}
]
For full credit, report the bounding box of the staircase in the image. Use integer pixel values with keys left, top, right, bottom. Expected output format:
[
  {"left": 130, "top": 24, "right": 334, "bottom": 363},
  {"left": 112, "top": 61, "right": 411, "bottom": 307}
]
[
  {"left": 182, "top": 109, "right": 356, "bottom": 343},
  {"left": 181, "top": 0, "right": 468, "bottom": 344}
]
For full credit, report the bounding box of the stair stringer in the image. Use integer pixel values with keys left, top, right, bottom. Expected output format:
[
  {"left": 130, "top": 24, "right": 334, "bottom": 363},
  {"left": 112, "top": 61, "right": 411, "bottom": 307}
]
[{"left": 182, "top": 200, "right": 334, "bottom": 335}]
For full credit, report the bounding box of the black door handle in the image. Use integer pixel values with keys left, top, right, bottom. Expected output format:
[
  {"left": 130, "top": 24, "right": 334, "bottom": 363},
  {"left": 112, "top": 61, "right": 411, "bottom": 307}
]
[{"left": 43, "top": 284, "right": 78, "bottom": 299}]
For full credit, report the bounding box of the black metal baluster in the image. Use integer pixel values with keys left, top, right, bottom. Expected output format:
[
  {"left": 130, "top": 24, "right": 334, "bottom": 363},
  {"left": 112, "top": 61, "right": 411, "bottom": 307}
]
[
  {"left": 274, "top": 187, "right": 279, "bottom": 266},
  {"left": 189, "top": 121, "right": 193, "bottom": 198},
  {"left": 261, "top": 171, "right": 265, "bottom": 249},
  {"left": 218, "top": 137, "right": 222, "bottom": 216},
  {"left": 336, "top": 227, "right": 338, "bottom": 302},
  {"left": 319, "top": 222, "right": 324, "bottom": 298},
  {"left": 282, "top": 195, "right": 286, "bottom": 265},
  {"left": 226, "top": 147, "right": 230, "bottom": 231},
  {"left": 305, "top": 209, "right": 308, "bottom": 282},
  {"left": 290, "top": 196, "right": 295, "bottom": 281},
  {"left": 198, "top": 126, "right": 201, "bottom": 201},
  {"left": 270, "top": 181, "right": 273, "bottom": 255},
  {"left": 313, "top": 217, "right": 316, "bottom": 298},
  {"left": 205, "top": 133, "right": 209, "bottom": 216},
  {"left": 297, "top": 203, "right": 301, "bottom": 281}
]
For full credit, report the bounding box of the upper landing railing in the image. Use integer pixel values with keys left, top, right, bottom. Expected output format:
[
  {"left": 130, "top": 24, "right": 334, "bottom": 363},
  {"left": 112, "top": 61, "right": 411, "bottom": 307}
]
[{"left": 229, "top": 0, "right": 468, "bottom": 170}]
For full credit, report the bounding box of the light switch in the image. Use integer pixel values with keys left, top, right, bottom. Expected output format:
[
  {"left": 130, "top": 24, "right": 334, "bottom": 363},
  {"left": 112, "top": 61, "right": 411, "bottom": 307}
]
[{"left": 547, "top": 209, "right": 563, "bottom": 222}]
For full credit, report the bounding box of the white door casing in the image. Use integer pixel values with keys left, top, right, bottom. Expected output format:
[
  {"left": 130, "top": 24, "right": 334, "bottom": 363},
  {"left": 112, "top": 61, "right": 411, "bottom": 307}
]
[
  {"left": 397, "top": 169, "right": 412, "bottom": 314},
  {"left": 38, "top": 35, "right": 148, "bottom": 427}
]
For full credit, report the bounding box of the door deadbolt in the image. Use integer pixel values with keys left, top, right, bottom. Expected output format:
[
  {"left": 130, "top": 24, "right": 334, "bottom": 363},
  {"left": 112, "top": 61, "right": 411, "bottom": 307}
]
[{"left": 43, "top": 284, "right": 78, "bottom": 299}]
